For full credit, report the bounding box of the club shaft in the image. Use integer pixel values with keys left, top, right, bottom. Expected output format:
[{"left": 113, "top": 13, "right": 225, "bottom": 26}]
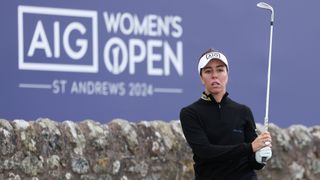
[{"left": 264, "top": 20, "right": 274, "bottom": 131}]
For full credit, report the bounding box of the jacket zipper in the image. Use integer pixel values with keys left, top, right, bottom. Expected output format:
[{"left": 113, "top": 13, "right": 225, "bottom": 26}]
[{"left": 218, "top": 103, "right": 222, "bottom": 120}]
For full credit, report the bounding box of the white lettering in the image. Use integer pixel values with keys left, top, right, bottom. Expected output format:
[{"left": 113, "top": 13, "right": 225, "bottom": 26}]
[
  {"left": 147, "top": 14, "right": 158, "bottom": 37},
  {"left": 103, "top": 38, "right": 183, "bottom": 76},
  {"left": 129, "top": 39, "right": 146, "bottom": 74},
  {"left": 63, "top": 22, "right": 88, "bottom": 60},
  {"left": 27, "top": 20, "right": 89, "bottom": 60},
  {"left": 133, "top": 15, "right": 148, "bottom": 36},
  {"left": 128, "top": 82, "right": 153, "bottom": 96},
  {"left": 27, "top": 20, "right": 52, "bottom": 57},
  {"left": 103, "top": 11, "right": 183, "bottom": 38},
  {"left": 52, "top": 79, "right": 67, "bottom": 94},
  {"left": 53, "top": 21, "right": 60, "bottom": 58},
  {"left": 164, "top": 41, "right": 183, "bottom": 76},
  {"left": 103, "top": 12, "right": 121, "bottom": 33},
  {"left": 147, "top": 40, "right": 163, "bottom": 76},
  {"left": 102, "top": 11, "right": 184, "bottom": 76},
  {"left": 171, "top": 16, "right": 183, "bottom": 38},
  {"left": 157, "top": 16, "right": 170, "bottom": 37},
  {"left": 104, "top": 37, "right": 128, "bottom": 74},
  {"left": 120, "top": 12, "right": 134, "bottom": 35},
  {"left": 70, "top": 81, "right": 126, "bottom": 96}
]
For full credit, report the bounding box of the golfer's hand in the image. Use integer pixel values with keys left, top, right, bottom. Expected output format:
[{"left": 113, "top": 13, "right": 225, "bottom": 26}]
[{"left": 251, "top": 131, "right": 272, "bottom": 152}]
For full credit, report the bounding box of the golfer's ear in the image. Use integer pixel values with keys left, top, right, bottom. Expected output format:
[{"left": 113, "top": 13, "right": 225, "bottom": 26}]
[{"left": 200, "top": 75, "right": 205, "bottom": 84}]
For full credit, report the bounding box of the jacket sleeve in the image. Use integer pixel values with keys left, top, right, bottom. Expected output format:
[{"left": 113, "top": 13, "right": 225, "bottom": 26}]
[
  {"left": 180, "top": 107, "right": 253, "bottom": 163},
  {"left": 243, "top": 106, "right": 265, "bottom": 170}
]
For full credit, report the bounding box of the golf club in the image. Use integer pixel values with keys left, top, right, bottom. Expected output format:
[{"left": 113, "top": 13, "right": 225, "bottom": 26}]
[
  {"left": 257, "top": 2, "right": 274, "bottom": 132},
  {"left": 255, "top": 1, "right": 274, "bottom": 164}
]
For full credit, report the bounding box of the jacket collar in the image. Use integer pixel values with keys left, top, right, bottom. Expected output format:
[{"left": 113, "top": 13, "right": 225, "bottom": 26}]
[{"left": 201, "top": 92, "right": 229, "bottom": 104}]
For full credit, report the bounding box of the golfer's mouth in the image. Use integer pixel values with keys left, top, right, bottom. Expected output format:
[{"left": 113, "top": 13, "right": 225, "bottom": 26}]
[{"left": 211, "top": 82, "right": 220, "bottom": 87}]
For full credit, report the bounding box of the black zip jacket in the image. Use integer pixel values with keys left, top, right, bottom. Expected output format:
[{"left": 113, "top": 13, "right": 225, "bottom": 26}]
[{"left": 180, "top": 92, "right": 264, "bottom": 180}]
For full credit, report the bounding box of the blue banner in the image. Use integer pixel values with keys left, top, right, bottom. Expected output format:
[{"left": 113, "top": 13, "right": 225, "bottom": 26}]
[{"left": 1, "top": 0, "right": 319, "bottom": 127}]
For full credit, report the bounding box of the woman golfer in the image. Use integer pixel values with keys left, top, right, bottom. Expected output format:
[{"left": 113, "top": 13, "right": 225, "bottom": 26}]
[{"left": 179, "top": 48, "right": 272, "bottom": 180}]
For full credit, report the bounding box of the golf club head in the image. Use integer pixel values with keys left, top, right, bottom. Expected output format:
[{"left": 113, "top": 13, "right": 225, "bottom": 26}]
[
  {"left": 257, "top": 2, "right": 274, "bottom": 22},
  {"left": 257, "top": 2, "right": 273, "bottom": 11}
]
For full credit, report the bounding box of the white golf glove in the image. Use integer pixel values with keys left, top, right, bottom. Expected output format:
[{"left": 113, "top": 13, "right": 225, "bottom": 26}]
[{"left": 255, "top": 146, "right": 272, "bottom": 164}]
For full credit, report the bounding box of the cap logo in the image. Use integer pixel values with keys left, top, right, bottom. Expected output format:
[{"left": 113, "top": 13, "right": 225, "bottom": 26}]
[{"left": 206, "top": 52, "right": 220, "bottom": 60}]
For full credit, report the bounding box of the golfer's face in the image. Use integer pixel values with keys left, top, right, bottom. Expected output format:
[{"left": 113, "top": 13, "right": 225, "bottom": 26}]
[{"left": 200, "top": 59, "right": 228, "bottom": 96}]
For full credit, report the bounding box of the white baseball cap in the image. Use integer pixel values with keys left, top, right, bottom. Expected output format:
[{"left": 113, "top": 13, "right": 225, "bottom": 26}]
[{"left": 198, "top": 51, "right": 229, "bottom": 74}]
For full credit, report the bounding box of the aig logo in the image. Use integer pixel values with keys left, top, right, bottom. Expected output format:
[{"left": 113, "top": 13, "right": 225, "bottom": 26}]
[
  {"left": 18, "top": 6, "right": 98, "bottom": 73},
  {"left": 206, "top": 52, "right": 220, "bottom": 60}
]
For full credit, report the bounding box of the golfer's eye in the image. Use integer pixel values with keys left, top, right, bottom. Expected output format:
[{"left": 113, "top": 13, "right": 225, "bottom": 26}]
[
  {"left": 203, "top": 69, "right": 212, "bottom": 74},
  {"left": 217, "top": 68, "right": 225, "bottom": 72}
]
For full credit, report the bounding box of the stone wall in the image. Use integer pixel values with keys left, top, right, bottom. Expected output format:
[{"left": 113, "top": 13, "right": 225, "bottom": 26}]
[{"left": 0, "top": 118, "right": 319, "bottom": 180}]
